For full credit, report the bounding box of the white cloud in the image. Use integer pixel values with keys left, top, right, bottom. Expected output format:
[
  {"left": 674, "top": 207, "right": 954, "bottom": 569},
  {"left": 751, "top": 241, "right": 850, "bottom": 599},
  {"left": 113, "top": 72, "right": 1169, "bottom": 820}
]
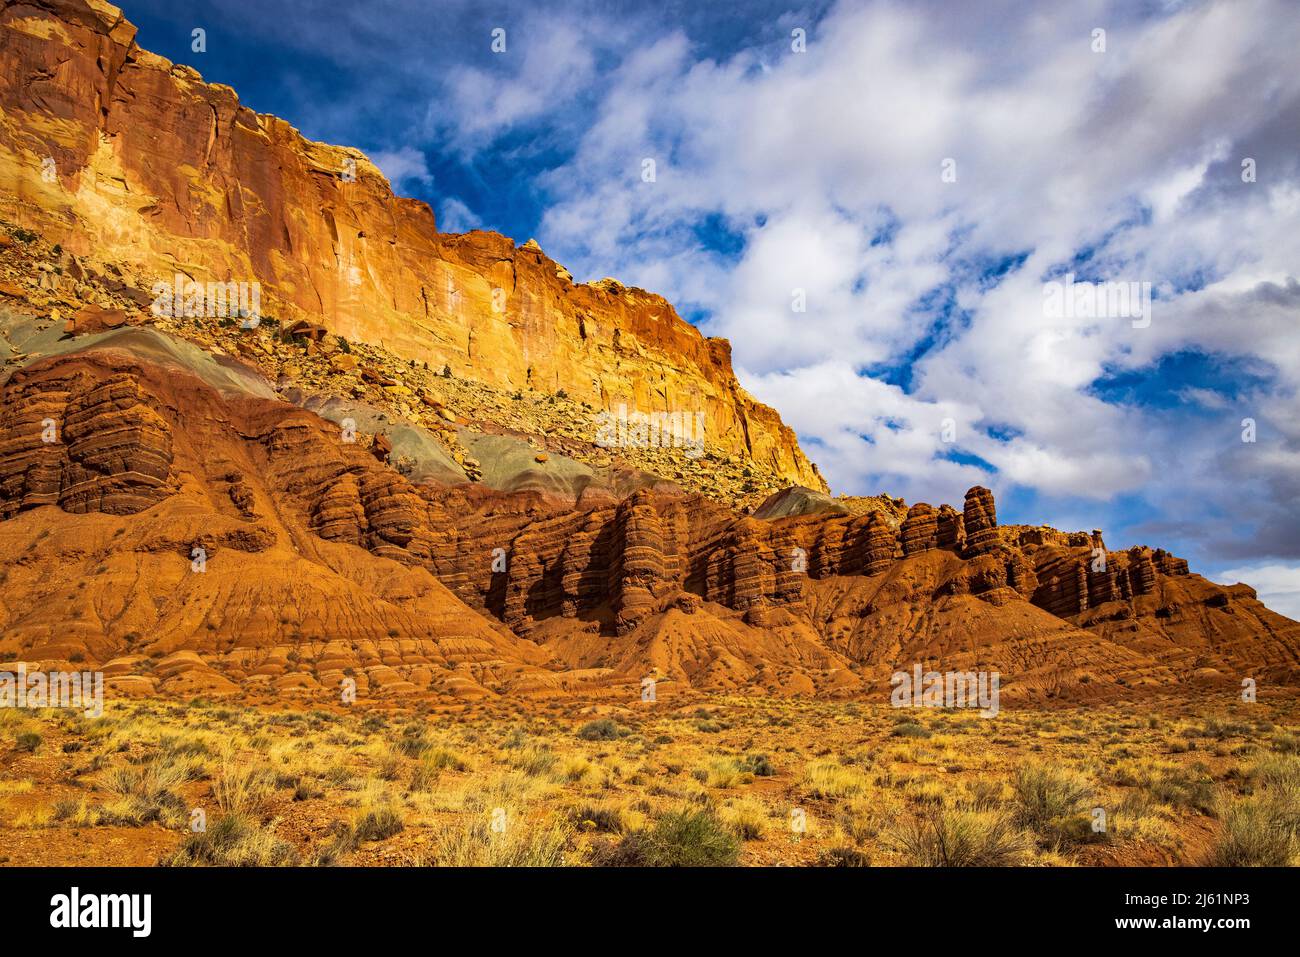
[
  {"left": 425, "top": 12, "right": 628, "bottom": 157},
  {"left": 1215, "top": 563, "right": 1300, "bottom": 621},
  {"left": 438, "top": 197, "right": 482, "bottom": 234},
  {"left": 512, "top": 0, "right": 1300, "bottom": 563},
  {"left": 369, "top": 146, "right": 432, "bottom": 190}
]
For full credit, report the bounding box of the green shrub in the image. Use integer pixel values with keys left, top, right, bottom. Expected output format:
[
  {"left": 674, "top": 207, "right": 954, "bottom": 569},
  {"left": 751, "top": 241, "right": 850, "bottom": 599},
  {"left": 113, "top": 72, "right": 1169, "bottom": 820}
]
[
  {"left": 891, "top": 721, "right": 931, "bottom": 739},
  {"left": 577, "top": 719, "right": 620, "bottom": 741},
  {"left": 742, "top": 753, "right": 775, "bottom": 776},
  {"left": 611, "top": 809, "right": 741, "bottom": 867}
]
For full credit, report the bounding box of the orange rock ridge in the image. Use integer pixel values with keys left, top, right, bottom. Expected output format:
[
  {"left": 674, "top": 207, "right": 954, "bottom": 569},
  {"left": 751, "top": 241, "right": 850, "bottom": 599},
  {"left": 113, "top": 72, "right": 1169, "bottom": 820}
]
[{"left": 1, "top": 337, "right": 1296, "bottom": 701}]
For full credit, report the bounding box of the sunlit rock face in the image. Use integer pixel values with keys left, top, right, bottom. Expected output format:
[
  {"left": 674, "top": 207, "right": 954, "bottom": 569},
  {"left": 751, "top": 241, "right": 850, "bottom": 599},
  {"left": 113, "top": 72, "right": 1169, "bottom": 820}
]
[{"left": 0, "top": 0, "right": 824, "bottom": 491}]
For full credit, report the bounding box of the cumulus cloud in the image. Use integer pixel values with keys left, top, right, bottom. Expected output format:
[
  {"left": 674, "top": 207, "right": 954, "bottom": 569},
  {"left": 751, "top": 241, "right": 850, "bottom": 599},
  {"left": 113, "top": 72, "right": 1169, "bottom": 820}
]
[
  {"left": 522, "top": 0, "right": 1300, "bottom": 571},
  {"left": 422, "top": 9, "right": 636, "bottom": 158},
  {"left": 369, "top": 146, "right": 433, "bottom": 190}
]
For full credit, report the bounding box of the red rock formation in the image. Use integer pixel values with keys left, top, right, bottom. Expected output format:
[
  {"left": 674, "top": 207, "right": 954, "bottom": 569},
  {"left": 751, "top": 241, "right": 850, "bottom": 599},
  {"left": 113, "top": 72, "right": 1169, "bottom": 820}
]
[
  {"left": 961, "top": 485, "right": 999, "bottom": 556},
  {"left": 900, "top": 503, "right": 938, "bottom": 555},
  {"left": 937, "top": 504, "right": 965, "bottom": 551},
  {"left": 610, "top": 492, "right": 671, "bottom": 634},
  {"left": 860, "top": 512, "right": 897, "bottom": 576},
  {"left": 0, "top": 366, "right": 173, "bottom": 516},
  {"left": 1030, "top": 550, "right": 1092, "bottom": 618},
  {"left": 1154, "top": 549, "right": 1190, "bottom": 577},
  {"left": 1128, "top": 546, "right": 1158, "bottom": 595}
]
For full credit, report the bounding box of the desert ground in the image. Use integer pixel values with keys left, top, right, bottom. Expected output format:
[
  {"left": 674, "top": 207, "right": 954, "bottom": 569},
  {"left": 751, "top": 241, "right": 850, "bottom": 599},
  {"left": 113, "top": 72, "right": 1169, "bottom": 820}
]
[{"left": 2, "top": 693, "right": 1297, "bottom": 867}]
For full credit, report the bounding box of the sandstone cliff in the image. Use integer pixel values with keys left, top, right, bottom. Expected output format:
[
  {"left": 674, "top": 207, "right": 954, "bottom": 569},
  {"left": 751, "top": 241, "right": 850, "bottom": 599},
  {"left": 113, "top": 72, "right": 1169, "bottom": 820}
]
[{"left": 0, "top": 0, "right": 824, "bottom": 490}]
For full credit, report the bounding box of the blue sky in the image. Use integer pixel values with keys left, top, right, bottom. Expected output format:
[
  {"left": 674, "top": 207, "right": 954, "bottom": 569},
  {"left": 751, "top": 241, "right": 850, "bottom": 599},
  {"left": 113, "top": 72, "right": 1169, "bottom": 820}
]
[{"left": 121, "top": 0, "right": 1300, "bottom": 617}]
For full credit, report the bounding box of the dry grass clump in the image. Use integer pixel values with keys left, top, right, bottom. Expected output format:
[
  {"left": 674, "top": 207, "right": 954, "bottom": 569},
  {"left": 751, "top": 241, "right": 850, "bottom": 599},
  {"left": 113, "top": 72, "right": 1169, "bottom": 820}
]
[
  {"left": 801, "top": 759, "right": 870, "bottom": 799},
  {"left": 568, "top": 800, "right": 647, "bottom": 835},
  {"left": 1206, "top": 790, "right": 1298, "bottom": 866},
  {"left": 213, "top": 761, "right": 276, "bottom": 816},
  {"left": 962, "top": 778, "right": 1008, "bottom": 811},
  {"left": 1012, "top": 762, "right": 1098, "bottom": 845},
  {"left": 695, "top": 757, "right": 751, "bottom": 789},
  {"left": 1206, "top": 754, "right": 1300, "bottom": 866},
  {"left": 886, "top": 807, "right": 1029, "bottom": 866},
  {"left": 409, "top": 746, "right": 469, "bottom": 790},
  {"left": 719, "top": 796, "right": 770, "bottom": 840},
  {"left": 98, "top": 754, "right": 191, "bottom": 826},
  {"left": 420, "top": 807, "right": 571, "bottom": 866},
  {"left": 507, "top": 742, "right": 558, "bottom": 777}
]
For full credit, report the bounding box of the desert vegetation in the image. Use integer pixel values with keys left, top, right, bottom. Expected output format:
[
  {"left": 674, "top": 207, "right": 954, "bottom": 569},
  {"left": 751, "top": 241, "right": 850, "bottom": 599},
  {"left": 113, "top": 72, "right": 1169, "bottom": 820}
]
[{"left": 0, "top": 695, "right": 1297, "bottom": 867}]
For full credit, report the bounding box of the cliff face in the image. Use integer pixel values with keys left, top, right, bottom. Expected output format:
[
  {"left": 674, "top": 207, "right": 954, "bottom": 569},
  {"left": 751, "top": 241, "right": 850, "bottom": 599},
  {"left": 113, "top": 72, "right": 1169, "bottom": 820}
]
[{"left": 0, "top": 0, "right": 824, "bottom": 490}]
